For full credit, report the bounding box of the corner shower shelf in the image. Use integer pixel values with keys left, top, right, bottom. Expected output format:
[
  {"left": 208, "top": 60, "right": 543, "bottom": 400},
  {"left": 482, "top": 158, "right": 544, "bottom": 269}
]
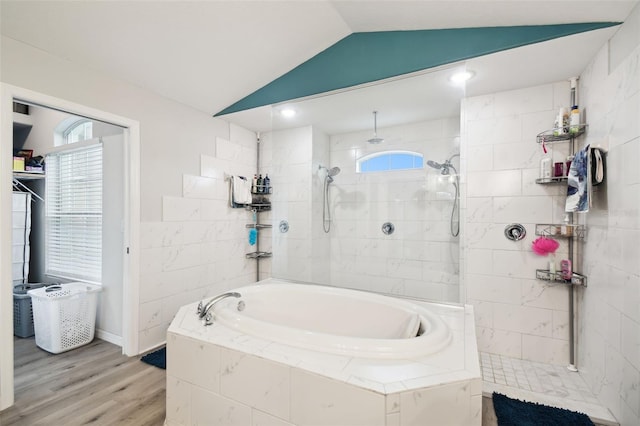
[
  {"left": 251, "top": 186, "right": 273, "bottom": 195},
  {"left": 536, "top": 124, "right": 587, "bottom": 144},
  {"left": 536, "top": 269, "right": 587, "bottom": 286},
  {"left": 246, "top": 203, "right": 271, "bottom": 212},
  {"left": 245, "top": 223, "right": 272, "bottom": 229},
  {"left": 535, "top": 176, "right": 568, "bottom": 185},
  {"left": 535, "top": 224, "right": 585, "bottom": 239},
  {"left": 245, "top": 251, "right": 272, "bottom": 259}
]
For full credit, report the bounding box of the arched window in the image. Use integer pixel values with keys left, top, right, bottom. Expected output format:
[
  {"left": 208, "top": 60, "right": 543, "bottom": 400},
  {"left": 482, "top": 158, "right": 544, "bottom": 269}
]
[
  {"left": 60, "top": 119, "right": 93, "bottom": 145},
  {"left": 357, "top": 151, "right": 424, "bottom": 173}
]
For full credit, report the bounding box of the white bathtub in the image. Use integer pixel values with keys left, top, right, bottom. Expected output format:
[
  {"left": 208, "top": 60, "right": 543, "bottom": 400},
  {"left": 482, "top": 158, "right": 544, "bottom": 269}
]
[
  {"left": 166, "top": 278, "right": 481, "bottom": 426},
  {"left": 213, "top": 282, "right": 452, "bottom": 359}
]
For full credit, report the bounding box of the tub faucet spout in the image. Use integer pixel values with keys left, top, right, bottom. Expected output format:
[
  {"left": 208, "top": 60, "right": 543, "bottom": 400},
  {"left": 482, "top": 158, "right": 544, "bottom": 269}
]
[{"left": 197, "top": 292, "right": 241, "bottom": 325}]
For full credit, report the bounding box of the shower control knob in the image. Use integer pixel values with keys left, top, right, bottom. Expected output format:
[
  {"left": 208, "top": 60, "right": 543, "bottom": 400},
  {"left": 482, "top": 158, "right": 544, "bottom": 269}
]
[
  {"left": 382, "top": 222, "right": 395, "bottom": 235},
  {"left": 504, "top": 224, "right": 526, "bottom": 241}
]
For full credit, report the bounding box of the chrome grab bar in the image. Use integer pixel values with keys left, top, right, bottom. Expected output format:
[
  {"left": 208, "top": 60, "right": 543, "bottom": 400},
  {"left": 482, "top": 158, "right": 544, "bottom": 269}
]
[{"left": 197, "top": 292, "right": 241, "bottom": 326}]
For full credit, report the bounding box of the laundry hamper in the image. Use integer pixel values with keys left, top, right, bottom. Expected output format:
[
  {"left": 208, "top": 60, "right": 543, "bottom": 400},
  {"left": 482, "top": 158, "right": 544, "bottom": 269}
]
[
  {"left": 13, "top": 283, "right": 47, "bottom": 338},
  {"left": 28, "top": 282, "right": 102, "bottom": 354}
]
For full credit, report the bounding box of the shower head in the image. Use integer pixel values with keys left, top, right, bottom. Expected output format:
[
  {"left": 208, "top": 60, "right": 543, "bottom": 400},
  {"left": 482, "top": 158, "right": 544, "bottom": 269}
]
[
  {"left": 319, "top": 165, "right": 341, "bottom": 182},
  {"left": 367, "top": 111, "right": 384, "bottom": 144},
  {"left": 427, "top": 160, "right": 450, "bottom": 175},
  {"left": 426, "top": 160, "right": 443, "bottom": 170},
  {"left": 427, "top": 158, "right": 457, "bottom": 175},
  {"left": 327, "top": 166, "right": 341, "bottom": 177}
]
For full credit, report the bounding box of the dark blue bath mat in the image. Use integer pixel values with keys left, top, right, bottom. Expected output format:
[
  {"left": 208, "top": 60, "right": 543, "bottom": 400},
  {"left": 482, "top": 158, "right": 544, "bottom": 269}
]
[
  {"left": 493, "top": 393, "right": 594, "bottom": 426},
  {"left": 140, "top": 347, "right": 166, "bottom": 369}
]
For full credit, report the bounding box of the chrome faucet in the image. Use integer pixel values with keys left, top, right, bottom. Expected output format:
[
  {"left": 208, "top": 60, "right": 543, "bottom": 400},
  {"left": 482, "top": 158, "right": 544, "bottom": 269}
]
[{"left": 197, "top": 292, "right": 241, "bottom": 326}]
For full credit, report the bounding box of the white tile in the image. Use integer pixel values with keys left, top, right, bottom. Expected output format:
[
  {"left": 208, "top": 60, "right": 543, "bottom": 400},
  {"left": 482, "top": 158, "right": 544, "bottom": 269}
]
[
  {"left": 399, "top": 380, "right": 477, "bottom": 426},
  {"left": 493, "top": 84, "right": 553, "bottom": 116},
  {"left": 192, "top": 386, "right": 252, "bottom": 426},
  {"left": 219, "top": 348, "right": 290, "bottom": 420},
  {"left": 467, "top": 170, "right": 522, "bottom": 197},
  {"left": 162, "top": 196, "right": 201, "bottom": 221},
  {"left": 467, "top": 274, "right": 521, "bottom": 305},
  {"left": 476, "top": 327, "right": 522, "bottom": 359},
  {"left": 493, "top": 196, "right": 553, "bottom": 224},
  {"left": 183, "top": 174, "right": 217, "bottom": 199},
  {"left": 493, "top": 142, "right": 541, "bottom": 171},
  {"left": 493, "top": 304, "right": 553, "bottom": 337},
  {"left": 167, "top": 332, "right": 221, "bottom": 391},
  {"left": 521, "top": 335, "right": 569, "bottom": 365},
  {"left": 252, "top": 410, "right": 294, "bottom": 426},
  {"left": 290, "top": 369, "right": 385, "bottom": 426},
  {"left": 166, "top": 375, "right": 191, "bottom": 426},
  {"left": 139, "top": 300, "right": 162, "bottom": 330},
  {"left": 466, "top": 116, "right": 522, "bottom": 146}
]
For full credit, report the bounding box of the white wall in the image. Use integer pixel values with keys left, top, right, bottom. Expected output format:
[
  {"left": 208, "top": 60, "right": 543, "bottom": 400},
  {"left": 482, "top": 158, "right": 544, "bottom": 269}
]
[
  {"left": 1, "top": 36, "right": 258, "bottom": 353},
  {"left": 461, "top": 81, "right": 574, "bottom": 364},
  {"left": 576, "top": 4, "right": 640, "bottom": 424}
]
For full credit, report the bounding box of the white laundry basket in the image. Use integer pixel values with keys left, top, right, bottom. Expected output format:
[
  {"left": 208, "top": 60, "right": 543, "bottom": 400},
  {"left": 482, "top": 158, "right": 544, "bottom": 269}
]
[{"left": 28, "top": 282, "right": 102, "bottom": 354}]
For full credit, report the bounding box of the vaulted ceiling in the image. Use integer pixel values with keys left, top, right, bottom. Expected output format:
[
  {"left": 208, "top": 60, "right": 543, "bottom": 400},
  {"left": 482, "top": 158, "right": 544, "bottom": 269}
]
[{"left": 1, "top": 1, "right": 638, "bottom": 132}]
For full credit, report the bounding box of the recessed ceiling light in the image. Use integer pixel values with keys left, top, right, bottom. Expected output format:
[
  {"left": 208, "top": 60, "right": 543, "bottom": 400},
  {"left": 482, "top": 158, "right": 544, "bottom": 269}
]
[
  {"left": 450, "top": 70, "right": 475, "bottom": 84},
  {"left": 280, "top": 108, "right": 296, "bottom": 118}
]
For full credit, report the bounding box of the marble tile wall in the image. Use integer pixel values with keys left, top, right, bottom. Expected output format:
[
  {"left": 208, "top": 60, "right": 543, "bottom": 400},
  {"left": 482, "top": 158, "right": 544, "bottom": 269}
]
[
  {"left": 138, "top": 124, "right": 259, "bottom": 351},
  {"left": 263, "top": 119, "right": 461, "bottom": 303},
  {"left": 461, "top": 81, "right": 574, "bottom": 364},
  {"left": 575, "top": 4, "right": 640, "bottom": 425},
  {"left": 328, "top": 118, "right": 461, "bottom": 302},
  {"left": 262, "top": 126, "right": 313, "bottom": 282}
]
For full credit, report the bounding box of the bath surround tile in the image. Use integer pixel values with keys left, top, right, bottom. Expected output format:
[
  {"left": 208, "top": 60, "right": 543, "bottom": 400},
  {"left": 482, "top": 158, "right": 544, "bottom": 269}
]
[
  {"left": 290, "top": 369, "right": 386, "bottom": 426},
  {"left": 166, "top": 282, "right": 481, "bottom": 426},
  {"left": 220, "top": 348, "right": 290, "bottom": 420}
]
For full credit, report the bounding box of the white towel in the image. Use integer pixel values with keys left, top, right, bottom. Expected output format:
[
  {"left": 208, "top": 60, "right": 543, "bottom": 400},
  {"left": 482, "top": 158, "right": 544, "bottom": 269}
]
[{"left": 232, "top": 176, "right": 252, "bottom": 205}]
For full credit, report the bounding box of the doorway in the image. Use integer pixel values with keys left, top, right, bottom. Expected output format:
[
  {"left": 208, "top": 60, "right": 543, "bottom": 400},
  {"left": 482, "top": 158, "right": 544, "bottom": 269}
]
[{"left": 0, "top": 83, "right": 141, "bottom": 410}]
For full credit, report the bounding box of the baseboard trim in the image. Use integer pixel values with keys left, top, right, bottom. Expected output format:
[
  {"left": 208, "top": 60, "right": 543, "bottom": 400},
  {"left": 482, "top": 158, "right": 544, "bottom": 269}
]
[{"left": 96, "top": 329, "right": 123, "bottom": 347}]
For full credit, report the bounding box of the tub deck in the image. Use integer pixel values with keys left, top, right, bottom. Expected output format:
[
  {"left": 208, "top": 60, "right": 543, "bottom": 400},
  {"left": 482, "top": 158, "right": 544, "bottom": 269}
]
[{"left": 166, "top": 282, "right": 481, "bottom": 425}]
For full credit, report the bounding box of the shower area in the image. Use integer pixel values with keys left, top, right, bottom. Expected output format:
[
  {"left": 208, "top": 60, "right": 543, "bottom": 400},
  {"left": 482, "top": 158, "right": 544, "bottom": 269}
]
[{"left": 259, "top": 66, "right": 465, "bottom": 303}]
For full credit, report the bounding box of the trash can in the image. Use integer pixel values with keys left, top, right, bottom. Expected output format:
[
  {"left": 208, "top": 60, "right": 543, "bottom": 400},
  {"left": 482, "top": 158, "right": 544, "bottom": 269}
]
[
  {"left": 13, "top": 283, "right": 47, "bottom": 338},
  {"left": 28, "top": 282, "right": 102, "bottom": 354}
]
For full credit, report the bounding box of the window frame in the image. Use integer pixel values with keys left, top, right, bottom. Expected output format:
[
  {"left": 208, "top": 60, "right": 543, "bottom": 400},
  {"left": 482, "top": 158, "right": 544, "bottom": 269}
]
[
  {"left": 356, "top": 150, "right": 424, "bottom": 173},
  {"left": 45, "top": 141, "right": 103, "bottom": 284}
]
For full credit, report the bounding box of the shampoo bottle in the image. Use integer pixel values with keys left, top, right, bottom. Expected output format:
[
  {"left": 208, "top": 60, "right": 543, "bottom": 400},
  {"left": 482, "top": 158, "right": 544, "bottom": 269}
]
[
  {"left": 561, "top": 259, "right": 573, "bottom": 280},
  {"left": 569, "top": 106, "right": 580, "bottom": 133},
  {"left": 540, "top": 157, "right": 552, "bottom": 179}
]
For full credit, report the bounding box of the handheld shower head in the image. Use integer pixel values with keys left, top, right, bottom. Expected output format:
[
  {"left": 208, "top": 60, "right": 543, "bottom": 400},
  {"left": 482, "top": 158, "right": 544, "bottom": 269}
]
[
  {"left": 427, "top": 159, "right": 453, "bottom": 175},
  {"left": 426, "top": 160, "right": 443, "bottom": 170},
  {"left": 319, "top": 165, "right": 341, "bottom": 182}
]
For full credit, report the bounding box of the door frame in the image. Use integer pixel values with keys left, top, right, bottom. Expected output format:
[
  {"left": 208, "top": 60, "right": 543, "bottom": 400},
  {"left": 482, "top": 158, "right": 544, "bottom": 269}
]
[{"left": 0, "top": 83, "right": 141, "bottom": 410}]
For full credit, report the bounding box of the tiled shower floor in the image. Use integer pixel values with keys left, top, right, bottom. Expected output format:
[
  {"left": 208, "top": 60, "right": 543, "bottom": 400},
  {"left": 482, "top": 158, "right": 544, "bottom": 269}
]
[{"left": 480, "top": 352, "right": 618, "bottom": 425}]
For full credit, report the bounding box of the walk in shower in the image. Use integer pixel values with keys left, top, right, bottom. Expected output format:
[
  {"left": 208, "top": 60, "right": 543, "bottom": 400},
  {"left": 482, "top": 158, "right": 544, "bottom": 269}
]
[{"left": 260, "top": 65, "right": 466, "bottom": 304}]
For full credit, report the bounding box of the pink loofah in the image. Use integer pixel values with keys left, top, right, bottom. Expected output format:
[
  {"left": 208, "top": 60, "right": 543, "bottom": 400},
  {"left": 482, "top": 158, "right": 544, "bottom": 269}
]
[{"left": 532, "top": 237, "right": 560, "bottom": 255}]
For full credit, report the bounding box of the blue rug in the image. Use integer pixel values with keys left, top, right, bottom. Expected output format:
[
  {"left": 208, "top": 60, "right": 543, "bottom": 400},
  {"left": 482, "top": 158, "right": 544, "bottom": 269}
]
[
  {"left": 493, "top": 393, "right": 594, "bottom": 426},
  {"left": 140, "top": 347, "right": 166, "bottom": 369}
]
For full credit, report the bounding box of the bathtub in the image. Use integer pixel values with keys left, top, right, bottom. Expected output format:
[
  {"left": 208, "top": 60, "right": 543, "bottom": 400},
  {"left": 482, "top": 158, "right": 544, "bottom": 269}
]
[
  {"left": 212, "top": 282, "right": 452, "bottom": 359},
  {"left": 166, "top": 278, "right": 481, "bottom": 426}
]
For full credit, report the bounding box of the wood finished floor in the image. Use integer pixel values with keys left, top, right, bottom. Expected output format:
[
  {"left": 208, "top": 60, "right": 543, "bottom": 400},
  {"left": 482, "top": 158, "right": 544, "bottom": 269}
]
[{"left": 0, "top": 337, "right": 166, "bottom": 426}]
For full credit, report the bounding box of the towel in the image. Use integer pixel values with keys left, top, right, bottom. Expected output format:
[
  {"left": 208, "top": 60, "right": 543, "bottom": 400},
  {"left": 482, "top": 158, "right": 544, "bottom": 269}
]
[
  {"left": 249, "top": 228, "right": 257, "bottom": 245},
  {"left": 565, "top": 144, "right": 590, "bottom": 213},
  {"left": 591, "top": 147, "right": 606, "bottom": 186},
  {"left": 232, "top": 176, "right": 252, "bottom": 205}
]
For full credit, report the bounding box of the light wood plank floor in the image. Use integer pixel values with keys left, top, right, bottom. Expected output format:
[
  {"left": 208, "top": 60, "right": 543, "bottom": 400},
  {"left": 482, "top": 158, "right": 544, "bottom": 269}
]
[{"left": 0, "top": 337, "right": 166, "bottom": 426}]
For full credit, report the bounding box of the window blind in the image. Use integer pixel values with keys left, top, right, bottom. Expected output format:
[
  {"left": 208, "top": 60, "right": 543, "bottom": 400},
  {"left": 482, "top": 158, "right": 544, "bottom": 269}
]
[{"left": 45, "top": 144, "right": 102, "bottom": 283}]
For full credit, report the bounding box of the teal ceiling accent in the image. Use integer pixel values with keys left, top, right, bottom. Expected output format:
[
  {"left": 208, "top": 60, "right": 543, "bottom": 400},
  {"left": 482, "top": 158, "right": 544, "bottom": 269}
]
[{"left": 215, "top": 22, "right": 620, "bottom": 116}]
